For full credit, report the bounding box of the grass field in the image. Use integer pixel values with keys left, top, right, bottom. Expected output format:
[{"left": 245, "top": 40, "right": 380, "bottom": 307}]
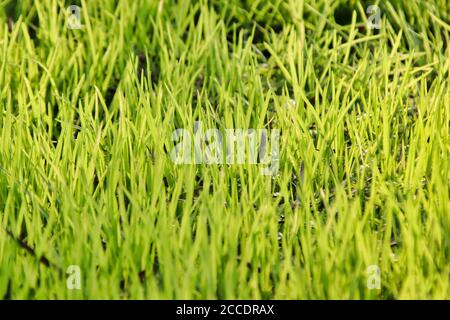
[{"left": 0, "top": 0, "right": 449, "bottom": 299}]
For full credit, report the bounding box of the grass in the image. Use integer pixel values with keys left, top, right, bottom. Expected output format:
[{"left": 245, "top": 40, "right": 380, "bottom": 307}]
[{"left": 0, "top": 0, "right": 449, "bottom": 299}]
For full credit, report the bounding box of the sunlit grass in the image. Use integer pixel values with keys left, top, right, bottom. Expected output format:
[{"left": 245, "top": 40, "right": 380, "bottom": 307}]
[{"left": 0, "top": 0, "right": 449, "bottom": 299}]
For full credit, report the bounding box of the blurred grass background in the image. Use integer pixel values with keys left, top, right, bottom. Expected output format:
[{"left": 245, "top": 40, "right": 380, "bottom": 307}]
[{"left": 0, "top": 0, "right": 449, "bottom": 299}]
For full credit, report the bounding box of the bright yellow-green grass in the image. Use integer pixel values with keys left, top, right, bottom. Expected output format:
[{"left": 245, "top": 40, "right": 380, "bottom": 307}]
[{"left": 0, "top": 0, "right": 449, "bottom": 299}]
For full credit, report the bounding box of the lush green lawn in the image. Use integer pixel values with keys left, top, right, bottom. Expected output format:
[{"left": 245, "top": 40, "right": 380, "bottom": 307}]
[{"left": 0, "top": 0, "right": 449, "bottom": 299}]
